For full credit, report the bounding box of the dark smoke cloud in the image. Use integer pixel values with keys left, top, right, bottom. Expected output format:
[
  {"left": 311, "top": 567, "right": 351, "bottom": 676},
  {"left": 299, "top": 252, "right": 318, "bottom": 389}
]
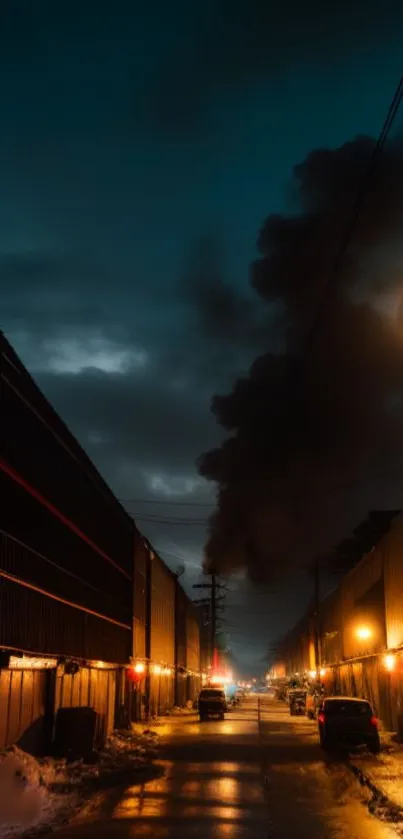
[
  {"left": 197, "top": 135, "right": 403, "bottom": 581},
  {"left": 182, "top": 236, "right": 267, "bottom": 346}
]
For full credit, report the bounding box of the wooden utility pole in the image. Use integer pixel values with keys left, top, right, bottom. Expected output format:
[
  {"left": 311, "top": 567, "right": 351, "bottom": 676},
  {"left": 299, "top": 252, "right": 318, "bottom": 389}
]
[
  {"left": 211, "top": 573, "right": 218, "bottom": 670},
  {"left": 193, "top": 572, "right": 226, "bottom": 672}
]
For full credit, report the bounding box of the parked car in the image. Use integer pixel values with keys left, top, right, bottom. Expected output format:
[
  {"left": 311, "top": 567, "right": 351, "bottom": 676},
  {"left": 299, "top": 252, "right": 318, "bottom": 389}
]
[
  {"left": 317, "top": 696, "right": 381, "bottom": 754},
  {"left": 198, "top": 688, "right": 227, "bottom": 721}
]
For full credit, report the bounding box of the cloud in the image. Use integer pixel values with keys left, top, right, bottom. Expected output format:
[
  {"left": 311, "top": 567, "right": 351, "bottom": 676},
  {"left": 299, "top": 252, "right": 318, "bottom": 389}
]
[
  {"left": 143, "top": 471, "right": 204, "bottom": 498},
  {"left": 27, "top": 356, "right": 222, "bottom": 489},
  {"left": 198, "top": 134, "right": 403, "bottom": 581},
  {"left": 42, "top": 336, "right": 148, "bottom": 375}
]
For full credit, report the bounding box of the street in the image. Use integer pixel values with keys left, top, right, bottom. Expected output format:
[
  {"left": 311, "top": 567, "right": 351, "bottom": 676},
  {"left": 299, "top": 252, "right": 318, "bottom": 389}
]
[{"left": 54, "top": 697, "right": 397, "bottom": 839}]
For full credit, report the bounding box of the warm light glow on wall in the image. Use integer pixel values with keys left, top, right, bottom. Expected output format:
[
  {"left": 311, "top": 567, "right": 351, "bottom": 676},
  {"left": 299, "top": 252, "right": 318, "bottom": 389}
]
[
  {"left": 383, "top": 654, "right": 396, "bottom": 672},
  {"left": 163, "top": 667, "right": 172, "bottom": 676},
  {"left": 134, "top": 662, "right": 145, "bottom": 674},
  {"left": 355, "top": 626, "right": 372, "bottom": 641},
  {"left": 153, "top": 664, "right": 162, "bottom": 675}
]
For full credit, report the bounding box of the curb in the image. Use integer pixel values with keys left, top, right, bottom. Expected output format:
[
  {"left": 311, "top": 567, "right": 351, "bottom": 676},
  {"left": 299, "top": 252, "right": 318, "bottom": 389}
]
[{"left": 348, "top": 760, "right": 403, "bottom": 826}]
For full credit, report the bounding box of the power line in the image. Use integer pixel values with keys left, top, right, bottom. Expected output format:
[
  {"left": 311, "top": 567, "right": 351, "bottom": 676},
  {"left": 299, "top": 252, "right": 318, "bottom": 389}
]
[
  {"left": 134, "top": 515, "right": 209, "bottom": 526},
  {"left": 306, "top": 71, "right": 403, "bottom": 350},
  {"left": 120, "top": 497, "right": 216, "bottom": 507}
]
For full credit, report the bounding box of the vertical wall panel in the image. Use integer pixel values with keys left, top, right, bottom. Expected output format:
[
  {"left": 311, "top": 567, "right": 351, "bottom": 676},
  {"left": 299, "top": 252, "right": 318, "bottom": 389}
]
[
  {"left": 19, "top": 670, "right": 34, "bottom": 738},
  {"left": 383, "top": 515, "right": 403, "bottom": 649},
  {"left": 7, "top": 671, "right": 23, "bottom": 745},
  {"left": 0, "top": 670, "right": 11, "bottom": 748}
]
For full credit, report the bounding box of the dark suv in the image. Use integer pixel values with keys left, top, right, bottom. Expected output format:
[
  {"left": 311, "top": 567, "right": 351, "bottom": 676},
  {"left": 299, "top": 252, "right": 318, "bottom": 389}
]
[
  {"left": 318, "top": 696, "right": 381, "bottom": 754},
  {"left": 198, "top": 688, "right": 227, "bottom": 721}
]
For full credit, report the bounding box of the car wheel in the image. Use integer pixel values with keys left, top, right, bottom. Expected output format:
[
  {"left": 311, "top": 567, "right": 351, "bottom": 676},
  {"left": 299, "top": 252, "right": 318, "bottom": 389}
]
[
  {"left": 320, "top": 733, "right": 333, "bottom": 752},
  {"left": 368, "top": 735, "right": 381, "bottom": 755}
]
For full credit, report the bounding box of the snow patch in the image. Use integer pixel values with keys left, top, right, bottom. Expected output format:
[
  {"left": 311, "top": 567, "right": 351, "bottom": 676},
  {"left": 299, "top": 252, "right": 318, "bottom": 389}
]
[
  {"left": 0, "top": 729, "right": 159, "bottom": 838},
  {"left": 0, "top": 746, "right": 75, "bottom": 838}
]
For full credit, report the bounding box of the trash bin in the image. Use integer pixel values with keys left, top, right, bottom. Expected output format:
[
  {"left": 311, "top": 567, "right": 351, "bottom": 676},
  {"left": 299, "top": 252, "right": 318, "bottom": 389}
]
[{"left": 54, "top": 706, "right": 97, "bottom": 761}]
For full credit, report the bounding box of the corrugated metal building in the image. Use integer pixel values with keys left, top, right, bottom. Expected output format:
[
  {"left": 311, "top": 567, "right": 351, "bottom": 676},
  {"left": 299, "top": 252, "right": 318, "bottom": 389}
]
[
  {"left": 175, "top": 584, "right": 188, "bottom": 706},
  {"left": 185, "top": 600, "right": 201, "bottom": 702},
  {"left": 272, "top": 513, "right": 403, "bottom": 729},
  {"left": 149, "top": 550, "right": 175, "bottom": 715},
  {"left": 0, "top": 331, "right": 135, "bottom": 750},
  {"left": 325, "top": 545, "right": 391, "bottom": 725}
]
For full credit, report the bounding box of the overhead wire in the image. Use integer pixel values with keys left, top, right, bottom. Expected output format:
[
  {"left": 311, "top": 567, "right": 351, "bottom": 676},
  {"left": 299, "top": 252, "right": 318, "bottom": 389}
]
[
  {"left": 119, "top": 497, "right": 216, "bottom": 507},
  {"left": 305, "top": 71, "right": 403, "bottom": 351}
]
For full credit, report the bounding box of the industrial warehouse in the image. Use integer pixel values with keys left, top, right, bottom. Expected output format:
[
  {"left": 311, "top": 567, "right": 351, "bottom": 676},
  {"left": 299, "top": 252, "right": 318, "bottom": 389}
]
[
  {"left": 0, "top": 331, "right": 203, "bottom": 753},
  {"left": 270, "top": 511, "right": 403, "bottom": 734}
]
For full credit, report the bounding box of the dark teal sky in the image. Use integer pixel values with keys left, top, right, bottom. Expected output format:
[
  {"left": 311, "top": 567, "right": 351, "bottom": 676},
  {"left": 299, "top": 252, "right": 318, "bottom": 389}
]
[{"left": 1, "top": 0, "right": 402, "bottom": 672}]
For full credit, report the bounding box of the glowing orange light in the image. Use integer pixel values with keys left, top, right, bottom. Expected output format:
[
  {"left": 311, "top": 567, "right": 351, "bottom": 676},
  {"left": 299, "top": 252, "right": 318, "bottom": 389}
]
[
  {"left": 356, "top": 626, "right": 372, "bottom": 641},
  {"left": 134, "top": 662, "right": 145, "bottom": 674},
  {"left": 384, "top": 654, "right": 396, "bottom": 672}
]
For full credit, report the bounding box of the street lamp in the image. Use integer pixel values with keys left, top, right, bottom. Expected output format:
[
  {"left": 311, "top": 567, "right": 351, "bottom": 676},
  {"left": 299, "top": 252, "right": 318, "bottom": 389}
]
[{"left": 355, "top": 626, "right": 372, "bottom": 641}]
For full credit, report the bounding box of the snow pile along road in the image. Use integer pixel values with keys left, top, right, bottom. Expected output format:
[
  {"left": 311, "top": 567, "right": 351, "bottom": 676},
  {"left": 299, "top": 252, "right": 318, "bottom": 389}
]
[
  {"left": 0, "top": 729, "right": 159, "bottom": 838},
  {"left": 0, "top": 746, "right": 75, "bottom": 839}
]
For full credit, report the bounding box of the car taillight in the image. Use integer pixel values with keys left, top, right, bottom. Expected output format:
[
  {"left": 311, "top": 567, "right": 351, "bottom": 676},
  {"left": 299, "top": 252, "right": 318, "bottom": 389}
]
[
  {"left": 370, "top": 716, "right": 379, "bottom": 727},
  {"left": 318, "top": 713, "right": 325, "bottom": 724}
]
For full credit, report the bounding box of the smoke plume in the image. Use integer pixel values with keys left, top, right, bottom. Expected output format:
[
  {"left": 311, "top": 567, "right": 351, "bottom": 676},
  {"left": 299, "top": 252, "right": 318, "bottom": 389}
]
[{"left": 197, "top": 135, "right": 403, "bottom": 581}]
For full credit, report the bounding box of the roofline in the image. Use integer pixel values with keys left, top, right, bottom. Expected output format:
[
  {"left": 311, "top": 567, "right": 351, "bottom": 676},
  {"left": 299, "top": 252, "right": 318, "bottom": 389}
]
[{"left": 1, "top": 329, "right": 136, "bottom": 530}]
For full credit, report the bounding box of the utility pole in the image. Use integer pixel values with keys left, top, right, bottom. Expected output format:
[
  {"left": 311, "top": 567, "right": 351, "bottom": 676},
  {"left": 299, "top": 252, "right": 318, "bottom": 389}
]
[
  {"left": 211, "top": 573, "right": 217, "bottom": 671},
  {"left": 193, "top": 572, "right": 227, "bottom": 672}
]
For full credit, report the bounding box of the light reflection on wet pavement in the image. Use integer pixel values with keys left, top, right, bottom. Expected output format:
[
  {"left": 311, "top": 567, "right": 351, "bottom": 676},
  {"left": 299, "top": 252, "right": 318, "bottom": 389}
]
[
  {"left": 112, "top": 706, "right": 268, "bottom": 837},
  {"left": 55, "top": 699, "right": 398, "bottom": 839}
]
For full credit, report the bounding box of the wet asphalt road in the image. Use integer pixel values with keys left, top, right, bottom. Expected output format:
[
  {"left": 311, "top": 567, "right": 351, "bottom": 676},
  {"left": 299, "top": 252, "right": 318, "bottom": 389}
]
[{"left": 56, "top": 697, "right": 397, "bottom": 839}]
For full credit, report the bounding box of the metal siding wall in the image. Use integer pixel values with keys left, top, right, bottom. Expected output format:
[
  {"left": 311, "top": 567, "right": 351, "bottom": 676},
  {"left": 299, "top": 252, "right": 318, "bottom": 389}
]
[
  {"left": 1, "top": 361, "right": 133, "bottom": 576},
  {"left": 1, "top": 483, "right": 132, "bottom": 628},
  {"left": 55, "top": 666, "right": 117, "bottom": 746},
  {"left": 133, "top": 537, "right": 147, "bottom": 660},
  {"left": 341, "top": 549, "right": 384, "bottom": 659},
  {"left": 1, "top": 338, "right": 135, "bottom": 668},
  {"left": 383, "top": 515, "right": 403, "bottom": 650},
  {"left": 0, "top": 569, "right": 131, "bottom": 663},
  {"left": 0, "top": 668, "right": 47, "bottom": 751},
  {"left": 176, "top": 586, "right": 187, "bottom": 670},
  {"left": 150, "top": 555, "right": 175, "bottom": 667},
  {"left": 186, "top": 609, "right": 200, "bottom": 673},
  {"left": 331, "top": 657, "right": 394, "bottom": 730}
]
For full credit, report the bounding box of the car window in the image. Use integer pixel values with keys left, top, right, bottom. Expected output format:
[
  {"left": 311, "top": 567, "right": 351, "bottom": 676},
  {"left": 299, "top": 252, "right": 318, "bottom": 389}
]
[
  {"left": 324, "top": 700, "right": 371, "bottom": 716},
  {"left": 200, "top": 689, "right": 224, "bottom": 698}
]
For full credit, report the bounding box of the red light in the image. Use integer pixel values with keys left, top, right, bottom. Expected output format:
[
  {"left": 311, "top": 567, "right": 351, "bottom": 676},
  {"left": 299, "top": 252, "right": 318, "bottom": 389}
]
[
  {"left": 318, "top": 713, "right": 325, "bottom": 724},
  {"left": 370, "top": 716, "right": 379, "bottom": 727}
]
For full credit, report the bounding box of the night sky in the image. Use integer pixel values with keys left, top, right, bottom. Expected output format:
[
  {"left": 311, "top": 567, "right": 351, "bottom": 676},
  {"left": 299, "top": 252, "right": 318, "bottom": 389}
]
[{"left": 1, "top": 1, "right": 403, "bottom": 674}]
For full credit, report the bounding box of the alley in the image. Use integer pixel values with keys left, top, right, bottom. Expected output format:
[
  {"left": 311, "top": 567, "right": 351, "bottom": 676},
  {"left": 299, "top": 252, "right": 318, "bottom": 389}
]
[{"left": 54, "top": 697, "right": 398, "bottom": 839}]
